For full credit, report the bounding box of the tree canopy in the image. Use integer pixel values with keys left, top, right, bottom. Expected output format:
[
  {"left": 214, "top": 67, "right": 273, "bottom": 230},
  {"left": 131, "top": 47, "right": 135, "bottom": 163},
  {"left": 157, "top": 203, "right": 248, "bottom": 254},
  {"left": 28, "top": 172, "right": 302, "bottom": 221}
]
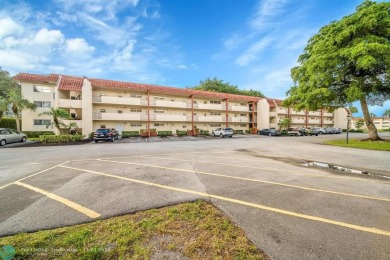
[
  {"left": 283, "top": 1, "right": 390, "bottom": 140},
  {"left": 189, "top": 78, "right": 265, "bottom": 98},
  {"left": 383, "top": 109, "right": 390, "bottom": 116}
]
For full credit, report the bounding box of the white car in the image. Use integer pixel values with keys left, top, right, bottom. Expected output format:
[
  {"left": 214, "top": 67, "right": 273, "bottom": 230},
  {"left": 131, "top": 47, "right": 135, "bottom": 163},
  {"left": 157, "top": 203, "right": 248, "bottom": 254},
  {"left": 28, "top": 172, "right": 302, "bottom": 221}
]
[
  {"left": 212, "top": 128, "right": 233, "bottom": 138},
  {"left": 0, "top": 128, "right": 27, "bottom": 146}
]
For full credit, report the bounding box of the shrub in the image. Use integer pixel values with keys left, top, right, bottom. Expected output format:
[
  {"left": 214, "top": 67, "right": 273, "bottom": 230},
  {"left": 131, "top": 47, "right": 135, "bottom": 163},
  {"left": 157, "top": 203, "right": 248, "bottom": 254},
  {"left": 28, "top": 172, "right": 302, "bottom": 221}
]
[
  {"left": 40, "top": 135, "right": 84, "bottom": 143},
  {"left": 23, "top": 131, "right": 55, "bottom": 138},
  {"left": 199, "top": 130, "right": 209, "bottom": 135},
  {"left": 122, "top": 131, "right": 140, "bottom": 138},
  {"left": 233, "top": 130, "right": 244, "bottom": 134},
  {"left": 0, "top": 118, "right": 17, "bottom": 129},
  {"left": 158, "top": 131, "right": 172, "bottom": 137},
  {"left": 245, "top": 130, "right": 250, "bottom": 134},
  {"left": 176, "top": 130, "right": 187, "bottom": 136}
]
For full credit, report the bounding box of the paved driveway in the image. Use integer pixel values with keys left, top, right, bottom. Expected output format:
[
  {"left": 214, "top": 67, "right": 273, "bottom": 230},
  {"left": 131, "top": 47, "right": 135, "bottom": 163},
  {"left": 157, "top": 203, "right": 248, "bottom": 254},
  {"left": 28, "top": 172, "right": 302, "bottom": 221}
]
[{"left": 1, "top": 134, "right": 389, "bottom": 259}]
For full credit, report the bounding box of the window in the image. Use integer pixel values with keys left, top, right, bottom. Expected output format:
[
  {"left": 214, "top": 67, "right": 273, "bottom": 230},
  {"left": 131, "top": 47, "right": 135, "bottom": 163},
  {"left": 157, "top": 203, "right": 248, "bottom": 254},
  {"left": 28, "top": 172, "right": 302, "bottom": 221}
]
[
  {"left": 130, "top": 94, "right": 142, "bottom": 98},
  {"left": 171, "top": 99, "right": 175, "bottom": 102},
  {"left": 210, "top": 124, "right": 221, "bottom": 127},
  {"left": 100, "top": 109, "right": 106, "bottom": 113},
  {"left": 240, "top": 103, "right": 246, "bottom": 106},
  {"left": 130, "top": 123, "right": 142, "bottom": 127},
  {"left": 34, "top": 101, "right": 51, "bottom": 108},
  {"left": 182, "top": 113, "right": 187, "bottom": 116},
  {"left": 193, "top": 101, "right": 197, "bottom": 104},
  {"left": 210, "top": 100, "right": 221, "bottom": 104},
  {"left": 33, "top": 85, "right": 51, "bottom": 93},
  {"left": 240, "top": 124, "right": 246, "bottom": 127},
  {"left": 130, "top": 108, "right": 142, "bottom": 112},
  {"left": 154, "top": 110, "right": 164, "bottom": 113},
  {"left": 182, "top": 126, "right": 187, "bottom": 128},
  {"left": 117, "top": 95, "right": 123, "bottom": 98},
  {"left": 154, "top": 96, "right": 164, "bottom": 100},
  {"left": 154, "top": 123, "right": 164, "bottom": 126},
  {"left": 34, "top": 119, "right": 51, "bottom": 126},
  {"left": 100, "top": 125, "right": 106, "bottom": 128},
  {"left": 210, "top": 112, "right": 221, "bottom": 116},
  {"left": 118, "top": 110, "right": 123, "bottom": 114},
  {"left": 240, "top": 114, "right": 246, "bottom": 117}
]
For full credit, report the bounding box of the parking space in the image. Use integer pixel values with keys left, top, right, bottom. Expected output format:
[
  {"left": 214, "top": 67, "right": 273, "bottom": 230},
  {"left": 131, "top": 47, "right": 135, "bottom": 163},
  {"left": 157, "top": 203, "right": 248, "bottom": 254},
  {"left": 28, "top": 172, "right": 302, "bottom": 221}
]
[{"left": 1, "top": 136, "right": 389, "bottom": 259}]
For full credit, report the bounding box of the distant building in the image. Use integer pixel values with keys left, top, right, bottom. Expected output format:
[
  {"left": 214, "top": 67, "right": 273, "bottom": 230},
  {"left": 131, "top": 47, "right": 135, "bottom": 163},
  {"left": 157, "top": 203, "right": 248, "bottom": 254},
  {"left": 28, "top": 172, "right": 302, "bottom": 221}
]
[{"left": 351, "top": 117, "right": 390, "bottom": 130}]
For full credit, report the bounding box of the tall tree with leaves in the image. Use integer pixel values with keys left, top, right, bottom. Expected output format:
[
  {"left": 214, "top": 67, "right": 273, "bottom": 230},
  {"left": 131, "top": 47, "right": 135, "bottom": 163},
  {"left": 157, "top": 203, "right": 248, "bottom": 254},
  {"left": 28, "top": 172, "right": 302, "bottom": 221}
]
[
  {"left": 283, "top": 1, "right": 390, "bottom": 141},
  {"left": 7, "top": 87, "right": 36, "bottom": 132},
  {"left": 39, "top": 108, "right": 70, "bottom": 134},
  {"left": 383, "top": 109, "right": 390, "bottom": 117},
  {"left": 190, "top": 78, "right": 265, "bottom": 98},
  {"left": 0, "top": 68, "right": 16, "bottom": 121}
]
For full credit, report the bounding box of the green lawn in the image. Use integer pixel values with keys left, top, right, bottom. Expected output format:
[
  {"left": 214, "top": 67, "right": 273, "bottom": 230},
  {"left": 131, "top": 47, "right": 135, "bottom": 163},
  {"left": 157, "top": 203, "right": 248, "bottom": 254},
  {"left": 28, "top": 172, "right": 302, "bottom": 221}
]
[
  {"left": 0, "top": 200, "right": 266, "bottom": 259},
  {"left": 324, "top": 139, "right": 390, "bottom": 151}
]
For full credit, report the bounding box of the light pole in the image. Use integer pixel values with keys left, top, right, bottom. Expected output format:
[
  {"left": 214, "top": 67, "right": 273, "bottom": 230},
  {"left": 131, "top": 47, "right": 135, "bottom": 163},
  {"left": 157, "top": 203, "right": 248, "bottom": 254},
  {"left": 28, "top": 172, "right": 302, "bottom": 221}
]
[{"left": 346, "top": 115, "right": 351, "bottom": 144}]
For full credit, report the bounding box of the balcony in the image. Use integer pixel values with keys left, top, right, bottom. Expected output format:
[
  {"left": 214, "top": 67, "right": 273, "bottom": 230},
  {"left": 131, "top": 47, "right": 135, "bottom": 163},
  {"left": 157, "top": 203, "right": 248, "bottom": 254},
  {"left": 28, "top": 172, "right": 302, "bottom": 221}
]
[
  {"left": 291, "top": 119, "right": 306, "bottom": 124},
  {"left": 230, "top": 106, "right": 250, "bottom": 112},
  {"left": 309, "top": 112, "right": 321, "bottom": 116},
  {"left": 194, "top": 103, "right": 225, "bottom": 110},
  {"left": 291, "top": 111, "right": 306, "bottom": 115},
  {"left": 230, "top": 117, "right": 250, "bottom": 123},
  {"left": 93, "top": 96, "right": 142, "bottom": 106},
  {"left": 153, "top": 114, "right": 189, "bottom": 122},
  {"left": 277, "top": 108, "right": 288, "bottom": 114},
  {"left": 269, "top": 123, "right": 277, "bottom": 128},
  {"left": 93, "top": 113, "right": 142, "bottom": 121},
  {"left": 195, "top": 116, "right": 224, "bottom": 122},
  {"left": 269, "top": 112, "right": 277, "bottom": 117},
  {"left": 61, "top": 120, "right": 82, "bottom": 128},
  {"left": 152, "top": 100, "right": 190, "bottom": 109},
  {"left": 309, "top": 119, "right": 321, "bottom": 124},
  {"left": 58, "top": 99, "right": 82, "bottom": 108},
  {"left": 323, "top": 112, "right": 333, "bottom": 117}
]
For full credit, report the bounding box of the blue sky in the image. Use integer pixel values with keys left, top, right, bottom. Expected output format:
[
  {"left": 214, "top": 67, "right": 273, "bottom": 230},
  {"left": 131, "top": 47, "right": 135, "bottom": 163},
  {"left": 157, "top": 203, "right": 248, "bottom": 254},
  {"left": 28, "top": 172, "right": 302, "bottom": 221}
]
[{"left": 0, "top": 0, "right": 388, "bottom": 116}]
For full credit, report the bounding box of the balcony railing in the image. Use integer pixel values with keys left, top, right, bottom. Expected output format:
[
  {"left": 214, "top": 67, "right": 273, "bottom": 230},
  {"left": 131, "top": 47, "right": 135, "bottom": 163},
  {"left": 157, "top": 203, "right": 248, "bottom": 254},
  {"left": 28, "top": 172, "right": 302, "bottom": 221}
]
[
  {"left": 309, "top": 119, "right": 321, "bottom": 124},
  {"left": 194, "top": 103, "right": 225, "bottom": 110},
  {"left": 93, "top": 113, "right": 142, "bottom": 121},
  {"left": 58, "top": 99, "right": 82, "bottom": 108},
  {"left": 269, "top": 112, "right": 277, "bottom": 117},
  {"left": 93, "top": 96, "right": 142, "bottom": 106},
  {"left": 323, "top": 112, "right": 333, "bottom": 117},
  {"left": 291, "top": 119, "right": 306, "bottom": 124},
  {"left": 152, "top": 100, "right": 190, "bottom": 109},
  {"left": 230, "top": 117, "right": 250, "bottom": 123},
  {"left": 153, "top": 114, "right": 189, "bottom": 122},
  {"left": 230, "top": 106, "right": 250, "bottom": 112},
  {"left": 194, "top": 116, "right": 225, "bottom": 122}
]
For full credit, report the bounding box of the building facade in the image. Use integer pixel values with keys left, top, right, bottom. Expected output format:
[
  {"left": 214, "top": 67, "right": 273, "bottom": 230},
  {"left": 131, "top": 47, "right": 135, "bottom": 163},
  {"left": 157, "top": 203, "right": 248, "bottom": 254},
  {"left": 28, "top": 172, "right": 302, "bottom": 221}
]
[
  {"left": 258, "top": 98, "right": 349, "bottom": 130},
  {"left": 14, "top": 73, "right": 260, "bottom": 136},
  {"left": 351, "top": 117, "right": 390, "bottom": 130},
  {"left": 14, "top": 73, "right": 349, "bottom": 136}
]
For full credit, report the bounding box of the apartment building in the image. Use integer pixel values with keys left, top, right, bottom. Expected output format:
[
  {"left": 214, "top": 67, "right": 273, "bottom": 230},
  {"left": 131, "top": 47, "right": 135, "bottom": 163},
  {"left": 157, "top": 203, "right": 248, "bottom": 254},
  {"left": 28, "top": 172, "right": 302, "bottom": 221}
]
[
  {"left": 258, "top": 98, "right": 349, "bottom": 129},
  {"left": 14, "top": 73, "right": 260, "bottom": 136},
  {"left": 351, "top": 117, "right": 390, "bottom": 130}
]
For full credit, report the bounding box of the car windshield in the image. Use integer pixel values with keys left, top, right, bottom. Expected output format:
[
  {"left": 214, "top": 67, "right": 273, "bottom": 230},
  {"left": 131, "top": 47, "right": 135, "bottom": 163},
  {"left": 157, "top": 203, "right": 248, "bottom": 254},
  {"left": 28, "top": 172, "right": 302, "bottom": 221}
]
[
  {"left": 96, "top": 129, "right": 110, "bottom": 133},
  {"left": 225, "top": 128, "right": 233, "bottom": 131}
]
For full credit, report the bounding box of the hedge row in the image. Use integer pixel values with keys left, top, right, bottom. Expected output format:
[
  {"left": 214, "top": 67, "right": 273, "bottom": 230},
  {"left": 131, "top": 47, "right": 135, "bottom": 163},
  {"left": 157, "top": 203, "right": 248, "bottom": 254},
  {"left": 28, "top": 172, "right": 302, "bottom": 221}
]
[
  {"left": 158, "top": 131, "right": 172, "bottom": 136},
  {"left": 233, "top": 130, "right": 244, "bottom": 134},
  {"left": 23, "top": 131, "right": 55, "bottom": 138},
  {"left": 176, "top": 130, "right": 187, "bottom": 136},
  {"left": 122, "top": 131, "right": 140, "bottom": 138},
  {"left": 0, "top": 118, "right": 17, "bottom": 129},
  {"left": 40, "top": 134, "right": 84, "bottom": 143}
]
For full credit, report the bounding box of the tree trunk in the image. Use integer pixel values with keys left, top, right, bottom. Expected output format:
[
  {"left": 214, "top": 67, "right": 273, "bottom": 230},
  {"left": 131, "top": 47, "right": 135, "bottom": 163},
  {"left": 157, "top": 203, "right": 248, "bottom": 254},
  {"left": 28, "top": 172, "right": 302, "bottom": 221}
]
[
  {"left": 360, "top": 97, "right": 381, "bottom": 141},
  {"left": 0, "top": 111, "right": 3, "bottom": 122},
  {"left": 15, "top": 115, "right": 21, "bottom": 132}
]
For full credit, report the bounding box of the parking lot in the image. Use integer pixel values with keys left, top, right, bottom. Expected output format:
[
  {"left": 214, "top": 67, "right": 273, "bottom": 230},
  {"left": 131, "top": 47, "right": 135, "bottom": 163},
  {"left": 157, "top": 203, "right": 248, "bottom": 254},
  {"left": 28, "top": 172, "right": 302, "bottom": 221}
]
[{"left": 1, "top": 134, "right": 389, "bottom": 259}]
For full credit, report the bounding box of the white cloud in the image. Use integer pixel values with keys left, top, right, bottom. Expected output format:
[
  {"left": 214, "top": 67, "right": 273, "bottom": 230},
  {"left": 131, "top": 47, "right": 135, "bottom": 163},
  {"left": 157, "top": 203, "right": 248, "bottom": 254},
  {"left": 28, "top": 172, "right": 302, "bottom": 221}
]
[
  {"left": 177, "top": 64, "right": 187, "bottom": 70},
  {"left": 249, "top": 0, "right": 290, "bottom": 30},
  {"left": 34, "top": 28, "right": 64, "bottom": 46},
  {"left": 65, "top": 38, "right": 95, "bottom": 53},
  {"left": 0, "top": 17, "right": 24, "bottom": 39},
  {"left": 236, "top": 37, "right": 273, "bottom": 66}
]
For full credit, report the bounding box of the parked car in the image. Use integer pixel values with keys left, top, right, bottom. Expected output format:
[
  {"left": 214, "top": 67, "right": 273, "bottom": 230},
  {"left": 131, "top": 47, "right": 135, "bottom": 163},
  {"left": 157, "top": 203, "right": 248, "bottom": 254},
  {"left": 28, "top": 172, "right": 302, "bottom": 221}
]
[
  {"left": 311, "top": 127, "right": 326, "bottom": 134},
  {"left": 334, "top": 128, "right": 342, "bottom": 134},
  {"left": 287, "top": 128, "right": 302, "bottom": 136},
  {"left": 93, "top": 128, "right": 119, "bottom": 143},
  {"left": 299, "top": 128, "right": 319, "bottom": 136},
  {"left": 258, "top": 129, "right": 281, "bottom": 136},
  {"left": 212, "top": 128, "right": 233, "bottom": 138},
  {"left": 0, "top": 128, "right": 27, "bottom": 146}
]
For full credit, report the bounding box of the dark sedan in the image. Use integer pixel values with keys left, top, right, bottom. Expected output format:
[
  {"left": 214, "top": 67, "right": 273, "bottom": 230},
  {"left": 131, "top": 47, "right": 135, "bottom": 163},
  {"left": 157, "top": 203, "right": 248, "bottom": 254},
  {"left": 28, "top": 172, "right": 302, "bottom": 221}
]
[{"left": 257, "top": 129, "right": 280, "bottom": 136}]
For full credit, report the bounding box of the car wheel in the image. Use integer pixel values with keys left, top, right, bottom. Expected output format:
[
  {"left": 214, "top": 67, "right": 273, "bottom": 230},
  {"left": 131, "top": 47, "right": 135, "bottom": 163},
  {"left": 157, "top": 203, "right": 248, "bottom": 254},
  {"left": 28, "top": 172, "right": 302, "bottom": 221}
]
[
  {"left": 229, "top": 135, "right": 232, "bottom": 138},
  {"left": 319, "top": 131, "right": 323, "bottom": 135},
  {"left": 213, "top": 133, "right": 216, "bottom": 137},
  {"left": 0, "top": 139, "right": 6, "bottom": 146},
  {"left": 21, "top": 136, "right": 27, "bottom": 142},
  {"left": 111, "top": 136, "right": 115, "bottom": 142},
  {"left": 257, "top": 131, "right": 261, "bottom": 135},
  {"left": 94, "top": 140, "right": 98, "bottom": 143},
  {"left": 269, "top": 133, "right": 272, "bottom": 136},
  {"left": 220, "top": 133, "right": 223, "bottom": 138}
]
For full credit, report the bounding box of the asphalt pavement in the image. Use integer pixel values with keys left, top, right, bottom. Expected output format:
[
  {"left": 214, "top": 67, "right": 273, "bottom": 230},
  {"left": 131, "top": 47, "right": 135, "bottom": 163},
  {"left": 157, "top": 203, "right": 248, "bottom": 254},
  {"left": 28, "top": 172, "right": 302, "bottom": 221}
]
[{"left": 0, "top": 133, "right": 389, "bottom": 259}]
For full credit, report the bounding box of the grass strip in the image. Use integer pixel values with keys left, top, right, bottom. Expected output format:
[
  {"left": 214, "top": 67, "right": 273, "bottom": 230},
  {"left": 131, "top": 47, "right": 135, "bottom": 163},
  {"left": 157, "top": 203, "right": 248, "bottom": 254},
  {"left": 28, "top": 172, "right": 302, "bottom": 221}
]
[
  {"left": 0, "top": 200, "right": 267, "bottom": 259},
  {"left": 324, "top": 139, "right": 390, "bottom": 151}
]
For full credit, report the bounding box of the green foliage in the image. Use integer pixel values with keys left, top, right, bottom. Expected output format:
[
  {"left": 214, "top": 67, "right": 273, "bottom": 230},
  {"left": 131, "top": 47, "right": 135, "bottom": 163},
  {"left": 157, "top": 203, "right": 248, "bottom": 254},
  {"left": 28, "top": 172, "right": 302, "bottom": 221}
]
[
  {"left": 278, "top": 117, "right": 292, "bottom": 130},
  {"left": 190, "top": 77, "right": 265, "bottom": 98},
  {"left": 383, "top": 109, "right": 390, "bottom": 117},
  {"left": 121, "top": 131, "right": 140, "bottom": 138},
  {"left": 23, "top": 131, "right": 54, "bottom": 138},
  {"left": 349, "top": 106, "right": 358, "bottom": 114},
  {"left": 0, "top": 117, "right": 17, "bottom": 129},
  {"left": 354, "top": 119, "right": 365, "bottom": 130},
  {"left": 176, "top": 130, "right": 187, "bottom": 136},
  {"left": 199, "top": 129, "right": 210, "bottom": 135},
  {"left": 39, "top": 134, "right": 84, "bottom": 143},
  {"left": 284, "top": 1, "right": 390, "bottom": 140},
  {"left": 39, "top": 108, "right": 70, "bottom": 134},
  {"left": 0, "top": 68, "right": 18, "bottom": 120},
  {"left": 233, "top": 130, "right": 244, "bottom": 134},
  {"left": 324, "top": 139, "right": 390, "bottom": 151},
  {"left": 157, "top": 131, "right": 172, "bottom": 136}
]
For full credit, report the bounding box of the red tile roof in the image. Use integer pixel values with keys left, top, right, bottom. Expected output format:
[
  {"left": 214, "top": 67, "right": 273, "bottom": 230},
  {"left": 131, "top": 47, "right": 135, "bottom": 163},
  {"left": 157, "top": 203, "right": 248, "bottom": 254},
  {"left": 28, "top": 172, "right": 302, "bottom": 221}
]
[
  {"left": 265, "top": 98, "right": 283, "bottom": 107},
  {"left": 14, "top": 73, "right": 262, "bottom": 102}
]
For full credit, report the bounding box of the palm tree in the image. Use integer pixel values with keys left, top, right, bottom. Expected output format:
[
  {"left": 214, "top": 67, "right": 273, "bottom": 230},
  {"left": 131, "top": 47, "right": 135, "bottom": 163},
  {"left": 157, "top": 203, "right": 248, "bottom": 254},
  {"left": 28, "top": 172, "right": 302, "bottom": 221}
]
[
  {"left": 7, "top": 88, "right": 36, "bottom": 132},
  {"left": 39, "top": 108, "right": 70, "bottom": 134}
]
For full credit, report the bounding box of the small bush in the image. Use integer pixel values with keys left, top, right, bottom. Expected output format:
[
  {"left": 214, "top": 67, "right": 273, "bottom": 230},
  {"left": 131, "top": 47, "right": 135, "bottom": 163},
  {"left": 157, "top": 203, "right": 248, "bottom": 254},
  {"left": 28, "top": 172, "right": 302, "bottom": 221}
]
[
  {"left": 122, "top": 131, "right": 140, "bottom": 138},
  {"left": 233, "top": 130, "right": 244, "bottom": 134},
  {"left": 0, "top": 118, "right": 17, "bottom": 129},
  {"left": 158, "top": 131, "right": 172, "bottom": 137},
  {"left": 40, "top": 135, "right": 84, "bottom": 143},
  {"left": 245, "top": 130, "right": 250, "bottom": 134},
  {"left": 199, "top": 130, "right": 209, "bottom": 135},
  {"left": 23, "top": 131, "right": 55, "bottom": 138},
  {"left": 176, "top": 130, "right": 187, "bottom": 136}
]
